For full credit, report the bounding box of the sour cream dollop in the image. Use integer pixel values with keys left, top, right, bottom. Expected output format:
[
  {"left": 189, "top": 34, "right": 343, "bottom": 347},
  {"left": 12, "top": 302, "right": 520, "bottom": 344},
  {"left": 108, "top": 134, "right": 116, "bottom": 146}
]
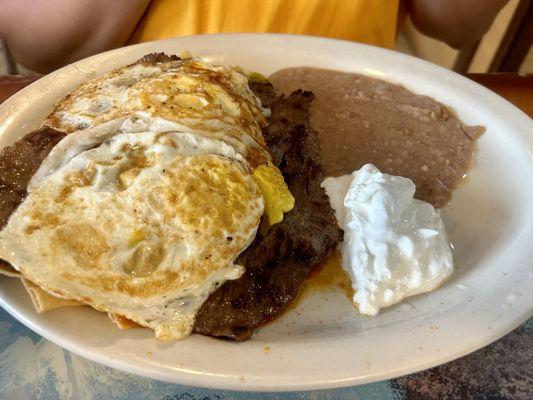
[{"left": 321, "top": 164, "right": 453, "bottom": 316}]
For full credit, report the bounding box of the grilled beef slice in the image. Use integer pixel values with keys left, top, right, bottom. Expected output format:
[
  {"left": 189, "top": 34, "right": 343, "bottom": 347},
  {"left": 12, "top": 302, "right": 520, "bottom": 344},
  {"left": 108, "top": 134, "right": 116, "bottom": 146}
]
[
  {"left": 0, "top": 127, "right": 65, "bottom": 229},
  {"left": 193, "top": 83, "right": 343, "bottom": 340}
]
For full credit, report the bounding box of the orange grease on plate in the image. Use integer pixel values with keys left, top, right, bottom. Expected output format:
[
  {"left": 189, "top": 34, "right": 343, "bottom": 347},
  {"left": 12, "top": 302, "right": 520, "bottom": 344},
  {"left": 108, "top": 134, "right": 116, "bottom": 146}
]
[{"left": 299, "top": 250, "right": 354, "bottom": 300}]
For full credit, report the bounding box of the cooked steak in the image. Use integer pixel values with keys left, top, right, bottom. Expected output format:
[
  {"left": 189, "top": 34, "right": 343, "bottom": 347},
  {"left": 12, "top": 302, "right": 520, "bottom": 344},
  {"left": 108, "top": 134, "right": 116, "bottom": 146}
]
[
  {"left": 0, "top": 127, "right": 65, "bottom": 229},
  {"left": 193, "top": 83, "right": 343, "bottom": 340},
  {"left": 136, "top": 52, "right": 182, "bottom": 65}
]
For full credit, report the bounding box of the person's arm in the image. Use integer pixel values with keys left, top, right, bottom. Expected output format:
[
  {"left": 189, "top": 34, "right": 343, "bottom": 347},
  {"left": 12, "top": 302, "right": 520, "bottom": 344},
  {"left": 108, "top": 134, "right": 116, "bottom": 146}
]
[
  {"left": 0, "top": 0, "right": 150, "bottom": 73},
  {"left": 408, "top": 0, "right": 509, "bottom": 48}
]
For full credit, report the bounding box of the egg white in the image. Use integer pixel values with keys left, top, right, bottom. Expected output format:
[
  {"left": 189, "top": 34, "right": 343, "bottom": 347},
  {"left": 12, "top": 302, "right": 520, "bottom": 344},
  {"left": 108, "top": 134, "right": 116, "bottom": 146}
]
[{"left": 45, "top": 57, "right": 271, "bottom": 169}]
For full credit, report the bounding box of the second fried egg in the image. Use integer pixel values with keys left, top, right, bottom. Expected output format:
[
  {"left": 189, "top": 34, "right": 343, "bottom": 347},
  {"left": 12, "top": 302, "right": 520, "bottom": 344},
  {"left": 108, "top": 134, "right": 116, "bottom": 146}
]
[{"left": 0, "top": 115, "right": 264, "bottom": 340}]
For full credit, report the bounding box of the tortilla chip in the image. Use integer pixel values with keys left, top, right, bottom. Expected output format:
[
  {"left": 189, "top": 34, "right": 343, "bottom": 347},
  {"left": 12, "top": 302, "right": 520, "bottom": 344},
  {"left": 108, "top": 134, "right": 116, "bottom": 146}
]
[
  {"left": 21, "top": 278, "right": 84, "bottom": 312},
  {"left": 108, "top": 313, "right": 141, "bottom": 329},
  {"left": 20, "top": 277, "right": 141, "bottom": 331},
  {"left": 0, "top": 260, "right": 21, "bottom": 277}
]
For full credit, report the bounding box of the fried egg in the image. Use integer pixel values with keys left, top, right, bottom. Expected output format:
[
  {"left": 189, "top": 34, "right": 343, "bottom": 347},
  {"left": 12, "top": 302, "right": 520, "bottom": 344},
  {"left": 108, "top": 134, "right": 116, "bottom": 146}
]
[
  {"left": 45, "top": 56, "right": 271, "bottom": 168},
  {"left": 0, "top": 56, "right": 296, "bottom": 339},
  {"left": 0, "top": 115, "right": 264, "bottom": 340}
]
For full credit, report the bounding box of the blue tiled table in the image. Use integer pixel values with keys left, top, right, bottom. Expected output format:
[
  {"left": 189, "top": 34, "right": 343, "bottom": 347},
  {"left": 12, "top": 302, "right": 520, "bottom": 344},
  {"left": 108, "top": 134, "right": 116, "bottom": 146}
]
[{"left": 0, "top": 308, "right": 531, "bottom": 400}]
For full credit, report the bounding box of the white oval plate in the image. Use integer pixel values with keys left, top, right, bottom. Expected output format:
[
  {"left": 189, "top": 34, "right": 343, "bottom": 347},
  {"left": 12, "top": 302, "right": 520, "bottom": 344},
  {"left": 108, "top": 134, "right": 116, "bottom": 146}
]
[{"left": 0, "top": 34, "right": 532, "bottom": 391}]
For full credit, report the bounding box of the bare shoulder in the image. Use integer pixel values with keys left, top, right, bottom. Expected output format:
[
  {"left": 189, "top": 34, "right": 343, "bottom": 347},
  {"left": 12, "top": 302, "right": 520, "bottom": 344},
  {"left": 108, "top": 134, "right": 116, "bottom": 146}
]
[
  {"left": 0, "top": 0, "right": 151, "bottom": 72},
  {"left": 407, "top": 0, "right": 508, "bottom": 48}
]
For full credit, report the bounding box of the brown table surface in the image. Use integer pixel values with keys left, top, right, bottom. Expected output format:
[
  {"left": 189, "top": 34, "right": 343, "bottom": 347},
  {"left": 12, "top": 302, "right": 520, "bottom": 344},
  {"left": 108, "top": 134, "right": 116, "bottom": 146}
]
[{"left": 0, "top": 72, "right": 531, "bottom": 400}]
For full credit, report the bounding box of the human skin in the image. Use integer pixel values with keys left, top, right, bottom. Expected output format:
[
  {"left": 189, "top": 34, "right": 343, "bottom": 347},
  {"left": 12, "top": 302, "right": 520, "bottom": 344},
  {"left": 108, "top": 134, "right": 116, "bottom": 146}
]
[
  {"left": 408, "top": 0, "right": 509, "bottom": 48},
  {"left": 0, "top": 0, "right": 508, "bottom": 73},
  {"left": 0, "top": 0, "right": 151, "bottom": 72}
]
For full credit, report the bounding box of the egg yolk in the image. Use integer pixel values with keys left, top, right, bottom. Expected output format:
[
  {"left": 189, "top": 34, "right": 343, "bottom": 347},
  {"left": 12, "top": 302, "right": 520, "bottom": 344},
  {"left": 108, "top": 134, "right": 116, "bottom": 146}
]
[{"left": 252, "top": 162, "right": 295, "bottom": 225}]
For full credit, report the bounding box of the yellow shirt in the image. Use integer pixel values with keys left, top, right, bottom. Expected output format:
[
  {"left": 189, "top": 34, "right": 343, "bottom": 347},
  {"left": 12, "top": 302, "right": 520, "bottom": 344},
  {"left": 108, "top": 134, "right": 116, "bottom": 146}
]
[{"left": 131, "top": 0, "right": 401, "bottom": 48}]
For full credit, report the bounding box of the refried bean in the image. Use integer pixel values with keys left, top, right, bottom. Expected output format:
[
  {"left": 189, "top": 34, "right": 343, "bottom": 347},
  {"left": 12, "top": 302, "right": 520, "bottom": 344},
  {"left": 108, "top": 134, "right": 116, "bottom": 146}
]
[{"left": 269, "top": 67, "right": 484, "bottom": 208}]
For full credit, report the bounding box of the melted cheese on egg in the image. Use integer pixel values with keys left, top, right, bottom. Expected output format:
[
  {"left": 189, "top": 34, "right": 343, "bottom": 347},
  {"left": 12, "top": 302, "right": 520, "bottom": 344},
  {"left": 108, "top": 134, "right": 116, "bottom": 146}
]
[{"left": 253, "top": 162, "right": 295, "bottom": 225}]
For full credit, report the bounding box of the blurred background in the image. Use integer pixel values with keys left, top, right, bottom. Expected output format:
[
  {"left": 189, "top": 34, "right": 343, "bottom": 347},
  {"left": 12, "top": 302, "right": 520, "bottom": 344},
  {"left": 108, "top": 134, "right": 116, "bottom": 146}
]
[
  {"left": 396, "top": 0, "right": 532, "bottom": 73},
  {"left": 1, "top": 0, "right": 531, "bottom": 75}
]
